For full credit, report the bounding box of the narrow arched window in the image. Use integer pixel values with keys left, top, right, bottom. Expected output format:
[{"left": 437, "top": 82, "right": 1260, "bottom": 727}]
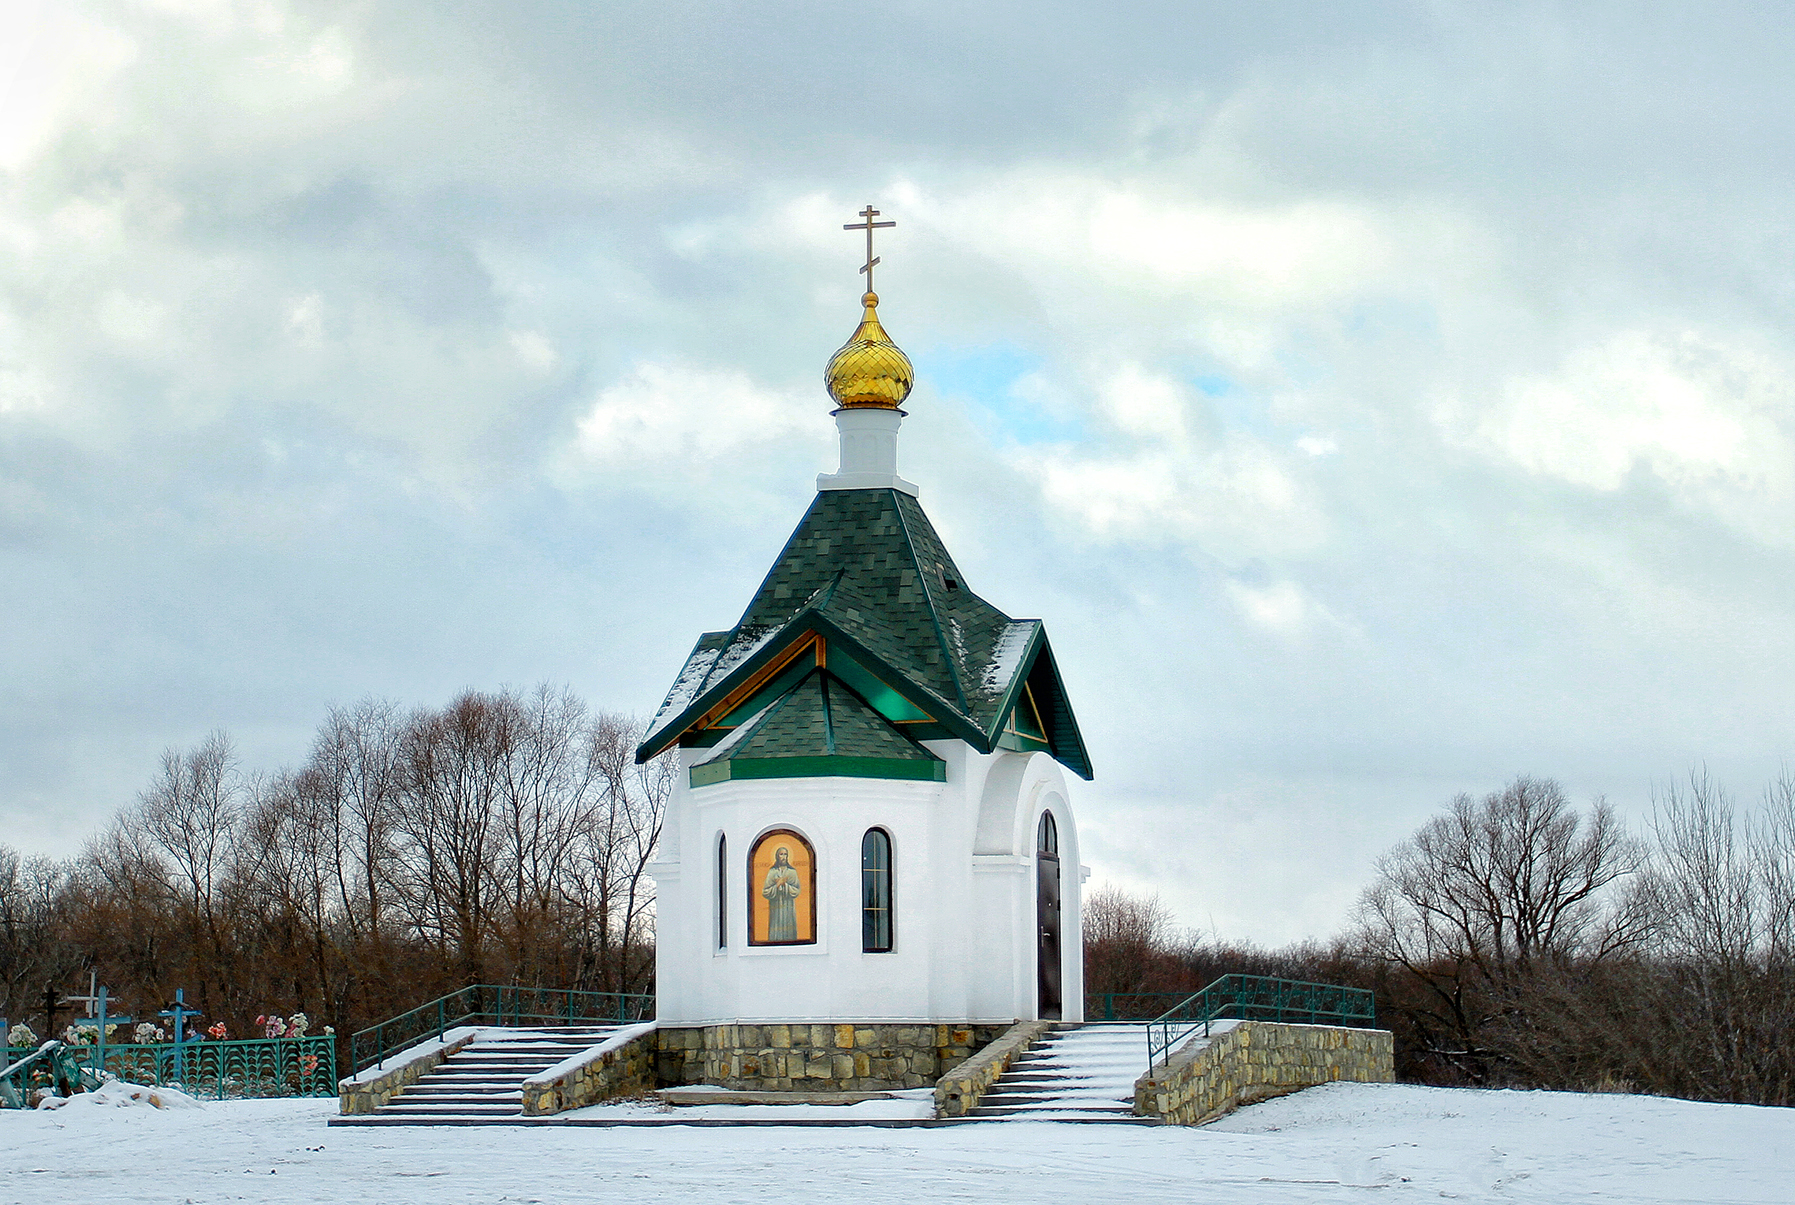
[
  {"left": 862, "top": 828, "right": 893, "bottom": 953},
  {"left": 716, "top": 834, "right": 728, "bottom": 949},
  {"left": 1037, "top": 811, "right": 1058, "bottom": 856}
]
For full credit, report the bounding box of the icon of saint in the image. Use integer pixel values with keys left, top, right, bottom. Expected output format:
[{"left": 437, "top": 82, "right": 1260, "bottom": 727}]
[{"left": 762, "top": 845, "right": 802, "bottom": 942}]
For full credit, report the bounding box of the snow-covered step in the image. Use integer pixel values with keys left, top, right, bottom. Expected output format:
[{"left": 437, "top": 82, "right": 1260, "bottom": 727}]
[
  {"left": 967, "top": 1023, "right": 1158, "bottom": 1124},
  {"left": 363, "top": 1025, "right": 620, "bottom": 1122}
]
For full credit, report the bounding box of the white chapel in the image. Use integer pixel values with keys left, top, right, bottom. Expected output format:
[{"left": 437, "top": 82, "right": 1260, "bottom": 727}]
[{"left": 634, "top": 209, "right": 1094, "bottom": 1087}]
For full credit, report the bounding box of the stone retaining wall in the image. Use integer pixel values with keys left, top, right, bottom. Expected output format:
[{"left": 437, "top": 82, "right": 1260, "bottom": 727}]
[
  {"left": 656, "top": 1023, "right": 1008, "bottom": 1093},
  {"left": 338, "top": 1027, "right": 479, "bottom": 1115},
  {"left": 1134, "top": 1021, "right": 1394, "bottom": 1126},
  {"left": 520, "top": 1022, "right": 657, "bottom": 1116},
  {"left": 933, "top": 1019, "right": 1052, "bottom": 1118}
]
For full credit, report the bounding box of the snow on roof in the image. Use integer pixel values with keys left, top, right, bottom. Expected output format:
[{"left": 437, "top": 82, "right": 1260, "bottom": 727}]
[
  {"left": 643, "top": 645, "right": 725, "bottom": 744},
  {"left": 643, "top": 622, "right": 784, "bottom": 748},
  {"left": 980, "top": 620, "right": 1037, "bottom": 699}
]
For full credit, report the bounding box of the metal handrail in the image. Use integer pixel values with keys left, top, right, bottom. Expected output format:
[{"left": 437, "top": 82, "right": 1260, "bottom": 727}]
[
  {"left": 349, "top": 985, "right": 655, "bottom": 1073},
  {"left": 1144, "top": 973, "right": 1377, "bottom": 1069}
]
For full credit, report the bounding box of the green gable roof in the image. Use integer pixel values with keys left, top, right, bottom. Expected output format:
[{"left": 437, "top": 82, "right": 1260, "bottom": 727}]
[
  {"left": 688, "top": 667, "right": 946, "bottom": 787},
  {"left": 639, "top": 488, "right": 1092, "bottom": 780}
]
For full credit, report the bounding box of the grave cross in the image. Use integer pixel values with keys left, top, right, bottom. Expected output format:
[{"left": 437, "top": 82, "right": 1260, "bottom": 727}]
[
  {"left": 41, "top": 985, "right": 65, "bottom": 1043},
  {"left": 158, "top": 989, "right": 199, "bottom": 1042},
  {"left": 93, "top": 986, "right": 131, "bottom": 1071},
  {"left": 159, "top": 989, "right": 201, "bottom": 1084}
]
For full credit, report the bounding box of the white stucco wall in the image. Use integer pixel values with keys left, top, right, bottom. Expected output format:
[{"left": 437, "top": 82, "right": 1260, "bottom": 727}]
[{"left": 651, "top": 743, "right": 1084, "bottom": 1026}]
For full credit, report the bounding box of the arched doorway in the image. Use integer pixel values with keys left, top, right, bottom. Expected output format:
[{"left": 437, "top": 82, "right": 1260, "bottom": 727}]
[{"left": 1036, "top": 811, "right": 1062, "bottom": 1019}]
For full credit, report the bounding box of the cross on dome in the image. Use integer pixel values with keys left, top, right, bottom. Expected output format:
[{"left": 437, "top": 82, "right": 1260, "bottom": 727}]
[
  {"left": 843, "top": 204, "right": 896, "bottom": 291},
  {"left": 825, "top": 203, "right": 913, "bottom": 410}
]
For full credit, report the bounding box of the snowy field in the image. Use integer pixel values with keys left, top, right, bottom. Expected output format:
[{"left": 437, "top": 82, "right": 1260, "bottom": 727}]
[{"left": 2, "top": 1081, "right": 1790, "bottom": 1204}]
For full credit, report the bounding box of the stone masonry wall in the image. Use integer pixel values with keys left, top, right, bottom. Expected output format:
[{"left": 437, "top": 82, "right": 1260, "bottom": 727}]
[
  {"left": 520, "top": 1023, "right": 658, "bottom": 1116},
  {"left": 1134, "top": 1021, "right": 1394, "bottom": 1126},
  {"left": 338, "top": 1028, "right": 479, "bottom": 1115},
  {"left": 656, "top": 1023, "right": 1008, "bottom": 1092},
  {"left": 933, "top": 1019, "right": 1051, "bottom": 1118}
]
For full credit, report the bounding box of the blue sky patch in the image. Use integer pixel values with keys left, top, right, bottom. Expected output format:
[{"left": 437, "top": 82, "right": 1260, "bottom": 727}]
[{"left": 923, "top": 344, "right": 1085, "bottom": 444}]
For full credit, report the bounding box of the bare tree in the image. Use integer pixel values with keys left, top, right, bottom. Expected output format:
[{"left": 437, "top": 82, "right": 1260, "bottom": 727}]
[
  {"left": 1355, "top": 776, "right": 1642, "bottom": 1083},
  {"left": 388, "top": 694, "right": 507, "bottom": 984},
  {"left": 1632, "top": 769, "right": 1795, "bottom": 1104},
  {"left": 122, "top": 732, "right": 245, "bottom": 1025},
  {"left": 489, "top": 686, "right": 603, "bottom": 984},
  {"left": 306, "top": 699, "right": 404, "bottom": 953},
  {"left": 0, "top": 847, "right": 78, "bottom": 1025},
  {"left": 579, "top": 712, "right": 670, "bottom": 996}
]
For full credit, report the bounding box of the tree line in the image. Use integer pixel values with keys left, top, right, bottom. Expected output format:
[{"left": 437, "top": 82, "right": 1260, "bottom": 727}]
[
  {"left": 1083, "top": 772, "right": 1795, "bottom": 1107},
  {"left": 1, "top": 685, "right": 669, "bottom": 1056},
  {"left": 12, "top": 712, "right": 1790, "bottom": 1109}
]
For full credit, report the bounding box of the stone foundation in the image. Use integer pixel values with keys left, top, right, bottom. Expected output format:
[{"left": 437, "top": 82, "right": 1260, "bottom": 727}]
[
  {"left": 520, "top": 1022, "right": 658, "bottom": 1116},
  {"left": 656, "top": 1022, "right": 1009, "bottom": 1092},
  {"left": 1134, "top": 1021, "right": 1394, "bottom": 1126},
  {"left": 933, "top": 1019, "right": 1052, "bottom": 1117}
]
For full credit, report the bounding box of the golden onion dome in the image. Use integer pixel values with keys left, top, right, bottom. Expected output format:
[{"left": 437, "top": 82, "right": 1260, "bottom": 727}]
[{"left": 825, "top": 291, "right": 913, "bottom": 409}]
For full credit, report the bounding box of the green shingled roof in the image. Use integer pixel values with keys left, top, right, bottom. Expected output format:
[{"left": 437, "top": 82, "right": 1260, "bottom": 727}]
[
  {"left": 640, "top": 488, "right": 1092, "bottom": 780},
  {"left": 687, "top": 667, "right": 946, "bottom": 787}
]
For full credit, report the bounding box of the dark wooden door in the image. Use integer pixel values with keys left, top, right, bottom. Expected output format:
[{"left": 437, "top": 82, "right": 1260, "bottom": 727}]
[{"left": 1036, "top": 850, "right": 1062, "bottom": 1020}]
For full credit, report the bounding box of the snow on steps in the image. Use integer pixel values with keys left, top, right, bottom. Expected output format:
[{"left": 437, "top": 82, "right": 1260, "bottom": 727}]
[
  {"left": 965, "top": 1023, "right": 1162, "bottom": 1124},
  {"left": 337, "top": 1027, "right": 619, "bottom": 1124},
  {"left": 334, "top": 1022, "right": 1170, "bottom": 1127}
]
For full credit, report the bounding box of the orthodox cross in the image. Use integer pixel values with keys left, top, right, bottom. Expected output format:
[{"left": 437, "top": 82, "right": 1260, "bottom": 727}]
[
  {"left": 41, "top": 984, "right": 65, "bottom": 1042},
  {"left": 843, "top": 204, "right": 895, "bottom": 291},
  {"left": 160, "top": 987, "right": 199, "bottom": 1082},
  {"left": 159, "top": 988, "right": 199, "bottom": 1042},
  {"left": 64, "top": 971, "right": 100, "bottom": 1018},
  {"left": 93, "top": 986, "right": 131, "bottom": 1068}
]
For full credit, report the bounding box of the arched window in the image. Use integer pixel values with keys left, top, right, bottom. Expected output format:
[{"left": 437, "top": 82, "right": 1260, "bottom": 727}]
[
  {"left": 716, "top": 834, "right": 728, "bottom": 949},
  {"left": 747, "top": 829, "right": 817, "bottom": 946},
  {"left": 862, "top": 828, "right": 893, "bottom": 953},
  {"left": 1037, "top": 810, "right": 1058, "bottom": 857}
]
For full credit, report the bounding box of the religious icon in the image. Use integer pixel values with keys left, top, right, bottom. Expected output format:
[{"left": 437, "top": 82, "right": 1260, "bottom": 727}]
[
  {"left": 748, "top": 829, "right": 816, "bottom": 945},
  {"left": 764, "top": 847, "right": 800, "bottom": 941}
]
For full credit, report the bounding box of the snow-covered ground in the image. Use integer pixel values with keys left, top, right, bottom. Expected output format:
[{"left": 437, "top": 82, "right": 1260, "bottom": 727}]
[{"left": 2, "top": 1081, "right": 1790, "bottom": 1203}]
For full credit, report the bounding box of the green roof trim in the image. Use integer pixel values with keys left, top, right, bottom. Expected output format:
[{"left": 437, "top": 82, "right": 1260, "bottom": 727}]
[
  {"left": 691, "top": 755, "right": 947, "bottom": 788},
  {"left": 639, "top": 488, "right": 1093, "bottom": 780}
]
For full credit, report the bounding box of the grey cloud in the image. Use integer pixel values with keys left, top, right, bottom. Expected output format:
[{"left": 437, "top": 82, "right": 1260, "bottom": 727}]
[{"left": 5, "top": 1, "right": 1795, "bottom": 942}]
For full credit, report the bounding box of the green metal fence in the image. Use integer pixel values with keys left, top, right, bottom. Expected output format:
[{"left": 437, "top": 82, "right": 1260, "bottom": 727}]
[
  {"left": 2, "top": 1035, "right": 337, "bottom": 1107},
  {"left": 1145, "top": 973, "right": 1378, "bottom": 1069},
  {"left": 0, "top": 1042, "right": 98, "bottom": 1108},
  {"left": 350, "top": 985, "right": 654, "bottom": 1073}
]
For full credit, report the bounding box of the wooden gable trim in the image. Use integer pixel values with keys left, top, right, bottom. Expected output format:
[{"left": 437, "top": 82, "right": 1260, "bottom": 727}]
[{"left": 693, "top": 631, "right": 822, "bottom": 732}]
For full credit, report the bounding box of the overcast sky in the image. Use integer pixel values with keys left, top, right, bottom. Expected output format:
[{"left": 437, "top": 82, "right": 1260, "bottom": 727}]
[{"left": 5, "top": 0, "right": 1794, "bottom": 944}]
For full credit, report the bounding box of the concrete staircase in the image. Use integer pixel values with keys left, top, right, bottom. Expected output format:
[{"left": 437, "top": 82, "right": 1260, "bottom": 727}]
[
  {"left": 350, "top": 1026, "right": 618, "bottom": 1124},
  {"left": 967, "top": 1023, "right": 1156, "bottom": 1123}
]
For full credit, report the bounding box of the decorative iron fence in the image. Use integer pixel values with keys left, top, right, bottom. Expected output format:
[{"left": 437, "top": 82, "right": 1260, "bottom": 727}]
[
  {"left": 1145, "top": 973, "right": 1378, "bottom": 1069},
  {"left": 1, "top": 1035, "right": 336, "bottom": 1107},
  {"left": 351, "top": 985, "right": 654, "bottom": 1073}
]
